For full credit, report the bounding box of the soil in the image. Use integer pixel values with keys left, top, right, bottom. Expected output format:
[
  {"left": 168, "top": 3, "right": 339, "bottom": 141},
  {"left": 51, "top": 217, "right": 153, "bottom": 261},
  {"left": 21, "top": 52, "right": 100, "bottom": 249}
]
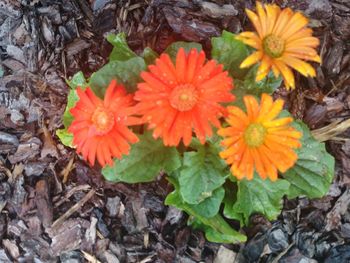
[{"left": 1, "top": 0, "right": 350, "bottom": 262}]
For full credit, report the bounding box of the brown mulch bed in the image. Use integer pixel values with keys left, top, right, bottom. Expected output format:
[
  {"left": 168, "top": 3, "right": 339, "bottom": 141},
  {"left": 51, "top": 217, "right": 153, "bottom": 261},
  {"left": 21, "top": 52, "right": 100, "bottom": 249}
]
[{"left": 1, "top": 0, "right": 350, "bottom": 262}]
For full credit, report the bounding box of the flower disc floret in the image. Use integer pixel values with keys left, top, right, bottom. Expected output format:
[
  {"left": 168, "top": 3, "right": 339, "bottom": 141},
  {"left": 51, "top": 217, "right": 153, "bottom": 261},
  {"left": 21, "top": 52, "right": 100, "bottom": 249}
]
[
  {"left": 170, "top": 84, "right": 199, "bottom": 111},
  {"left": 244, "top": 123, "right": 267, "bottom": 147},
  {"left": 262, "top": 35, "right": 285, "bottom": 58},
  {"left": 91, "top": 106, "right": 115, "bottom": 134},
  {"left": 218, "top": 94, "right": 302, "bottom": 181},
  {"left": 134, "top": 48, "right": 234, "bottom": 146}
]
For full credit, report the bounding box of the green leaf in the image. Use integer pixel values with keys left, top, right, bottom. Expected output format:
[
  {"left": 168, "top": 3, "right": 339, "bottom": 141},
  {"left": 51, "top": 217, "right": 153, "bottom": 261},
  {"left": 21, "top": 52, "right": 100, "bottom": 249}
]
[
  {"left": 165, "top": 178, "right": 246, "bottom": 243},
  {"left": 89, "top": 57, "right": 146, "bottom": 97},
  {"left": 178, "top": 141, "right": 227, "bottom": 204},
  {"left": 165, "top": 41, "right": 202, "bottom": 62},
  {"left": 107, "top": 33, "right": 137, "bottom": 62},
  {"left": 56, "top": 128, "right": 73, "bottom": 147},
  {"left": 232, "top": 67, "right": 282, "bottom": 109},
  {"left": 141, "top": 47, "right": 159, "bottom": 65},
  {"left": 224, "top": 175, "right": 290, "bottom": 225},
  {"left": 63, "top": 89, "right": 79, "bottom": 128},
  {"left": 102, "top": 132, "right": 181, "bottom": 183},
  {"left": 282, "top": 121, "right": 335, "bottom": 199},
  {"left": 63, "top": 72, "right": 89, "bottom": 128},
  {"left": 189, "top": 216, "right": 246, "bottom": 243},
  {"left": 66, "top": 71, "right": 88, "bottom": 89},
  {"left": 211, "top": 30, "right": 251, "bottom": 80},
  {"left": 237, "top": 65, "right": 282, "bottom": 94},
  {"left": 191, "top": 187, "right": 225, "bottom": 218}
]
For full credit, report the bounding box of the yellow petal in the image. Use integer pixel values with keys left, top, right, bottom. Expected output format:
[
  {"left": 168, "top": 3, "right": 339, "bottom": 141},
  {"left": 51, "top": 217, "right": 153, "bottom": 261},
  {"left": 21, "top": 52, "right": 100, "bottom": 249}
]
[
  {"left": 280, "top": 12, "right": 309, "bottom": 39},
  {"left": 256, "top": 56, "right": 272, "bottom": 81},
  {"left": 282, "top": 55, "right": 316, "bottom": 77},
  {"left": 260, "top": 98, "right": 284, "bottom": 122},
  {"left": 257, "top": 93, "right": 274, "bottom": 122},
  {"left": 285, "top": 28, "right": 313, "bottom": 42},
  {"left": 286, "top": 37, "right": 320, "bottom": 49},
  {"left": 312, "top": 54, "right": 321, "bottom": 63},
  {"left": 263, "top": 117, "right": 293, "bottom": 128},
  {"left": 237, "top": 33, "right": 262, "bottom": 50},
  {"left": 246, "top": 8, "right": 264, "bottom": 38},
  {"left": 256, "top": 2, "right": 268, "bottom": 36},
  {"left": 274, "top": 60, "right": 295, "bottom": 89},
  {"left": 272, "top": 8, "right": 293, "bottom": 37},
  {"left": 265, "top": 4, "right": 280, "bottom": 35},
  {"left": 244, "top": 95, "right": 260, "bottom": 121},
  {"left": 271, "top": 64, "right": 280, "bottom": 78},
  {"left": 240, "top": 51, "right": 263, "bottom": 68},
  {"left": 237, "top": 31, "right": 257, "bottom": 38}
]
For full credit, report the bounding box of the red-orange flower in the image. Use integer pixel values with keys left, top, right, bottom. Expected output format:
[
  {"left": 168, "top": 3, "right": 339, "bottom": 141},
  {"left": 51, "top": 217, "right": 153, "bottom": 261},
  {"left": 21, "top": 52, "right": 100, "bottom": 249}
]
[
  {"left": 218, "top": 94, "right": 302, "bottom": 181},
  {"left": 68, "top": 80, "right": 140, "bottom": 167},
  {"left": 134, "top": 48, "right": 234, "bottom": 146}
]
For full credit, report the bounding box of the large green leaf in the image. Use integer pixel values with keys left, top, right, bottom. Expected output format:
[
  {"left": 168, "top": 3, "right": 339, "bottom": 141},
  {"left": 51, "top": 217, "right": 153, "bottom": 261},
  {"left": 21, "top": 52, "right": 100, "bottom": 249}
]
[
  {"left": 63, "top": 71, "right": 89, "bottom": 127},
  {"left": 165, "top": 41, "right": 202, "bottom": 62},
  {"left": 141, "top": 47, "right": 159, "bottom": 65},
  {"left": 178, "top": 141, "right": 227, "bottom": 204},
  {"left": 224, "top": 175, "right": 290, "bottom": 225},
  {"left": 211, "top": 30, "right": 251, "bottom": 80},
  {"left": 66, "top": 71, "right": 88, "bottom": 90},
  {"left": 282, "top": 121, "right": 335, "bottom": 199},
  {"left": 191, "top": 187, "right": 225, "bottom": 218},
  {"left": 57, "top": 71, "right": 89, "bottom": 147},
  {"left": 189, "top": 216, "right": 246, "bottom": 243},
  {"left": 89, "top": 57, "right": 146, "bottom": 97},
  {"left": 165, "top": 177, "right": 246, "bottom": 243},
  {"left": 56, "top": 128, "right": 74, "bottom": 147},
  {"left": 231, "top": 67, "right": 282, "bottom": 109},
  {"left": 102, "top": 132, "right": 181, "bottom": 183},
  {"left": 62, "top": 89, "right": 79, "bottom": 128},
  {"left": 107, "top": 33, "right": 137, "bottom": 62}
]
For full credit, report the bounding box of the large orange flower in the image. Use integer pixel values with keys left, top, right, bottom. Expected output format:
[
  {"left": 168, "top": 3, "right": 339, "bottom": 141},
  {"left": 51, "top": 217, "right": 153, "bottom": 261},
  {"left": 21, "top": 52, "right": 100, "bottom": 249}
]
[
  {"left": 134, "top": 48, "right": 234, "bottom": 146},
  {"left": 68, "top": 80, "right": 140, "bottom": 167},
  {"left": 218, "top": 94, "right": 302, "bottom": 181},
  {"left": 237, "top": 2, "right": 320, "bottom": 90}
]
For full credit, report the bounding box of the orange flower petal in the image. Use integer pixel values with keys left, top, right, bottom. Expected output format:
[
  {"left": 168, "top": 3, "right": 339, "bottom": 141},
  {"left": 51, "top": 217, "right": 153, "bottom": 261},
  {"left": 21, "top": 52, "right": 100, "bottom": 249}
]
[
  {"left": 68, "top": 80, "right": 139, "bottom": 167},
  {"left": 219, "top": 94, "right": 301, "bottom": 181},
  {"left": 134, "top": 48, "right": 234, "bottom": 146}
]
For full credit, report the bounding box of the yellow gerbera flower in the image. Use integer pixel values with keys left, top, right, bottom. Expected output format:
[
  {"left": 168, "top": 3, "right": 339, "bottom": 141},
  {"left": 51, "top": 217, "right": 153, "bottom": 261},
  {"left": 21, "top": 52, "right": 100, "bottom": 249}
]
[
  {"left": 237, "top": 2, "right": 320, "bottom": 90},
  {"left": 218, "top": 94, "right": 302, "bottom": 181}
]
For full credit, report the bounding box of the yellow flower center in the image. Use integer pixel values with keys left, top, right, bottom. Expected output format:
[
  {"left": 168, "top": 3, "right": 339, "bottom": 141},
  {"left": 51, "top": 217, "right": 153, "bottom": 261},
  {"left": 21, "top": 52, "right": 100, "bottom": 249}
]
[
  {"left": 170, "top": 84, "right": 199, "bottom": 111},
  {"left": 91, "top": 106, "right": 115, "bottom": 134},
  {"left": 263, "top": 34, "right": 285, "bottom": 58},
  {"left": 244, "top": 123, "right": 267, "bottom": 147}
]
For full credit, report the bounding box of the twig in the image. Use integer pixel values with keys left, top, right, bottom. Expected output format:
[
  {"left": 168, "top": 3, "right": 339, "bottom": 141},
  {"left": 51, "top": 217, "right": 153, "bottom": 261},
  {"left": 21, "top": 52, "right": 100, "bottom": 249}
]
[
  {"left": 140, "top": 254, "right": 156, "bottom": 263},
  {"left": 312, "top": 118, "right": 350, "bottom": 142},
  {"left": 271, "top": 242, "right": 295, "bottom": 263},
  {"left": 82, "top": 250, "right": 102, "bottom": 263},
  {"left": 51, "top": 189, "right": 95, "bottom": 229},
  {"left": 53, "top": 184, "right": 91, "bottom": 208},
  {"left": 60, "top": 156, "right": 75, "bottom": 184}
]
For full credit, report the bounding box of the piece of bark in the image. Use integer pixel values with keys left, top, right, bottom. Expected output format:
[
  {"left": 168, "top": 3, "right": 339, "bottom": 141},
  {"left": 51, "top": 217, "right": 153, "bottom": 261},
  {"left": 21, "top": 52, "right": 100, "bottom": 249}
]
[
  {"left": 2, "top": 239, "right": 19, "bottom": 260},
  {"left": 35, "top": 179, "right": 53, "bottom": 228}
]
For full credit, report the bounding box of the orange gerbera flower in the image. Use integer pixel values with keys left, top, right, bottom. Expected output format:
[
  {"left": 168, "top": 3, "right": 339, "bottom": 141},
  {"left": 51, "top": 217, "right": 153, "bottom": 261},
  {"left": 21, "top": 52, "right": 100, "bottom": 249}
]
[
  {"left": 218, "top": 94, "right": 302, "bottom": 181},
  {"left": 134, "top": 48, "right": 234, "bottom": 146},
  {"left": 237, "top": 2, "right": 320, "bottom": 90},
  {"left": 68, "top": 80, "right": 140, "bottom": 167}
]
